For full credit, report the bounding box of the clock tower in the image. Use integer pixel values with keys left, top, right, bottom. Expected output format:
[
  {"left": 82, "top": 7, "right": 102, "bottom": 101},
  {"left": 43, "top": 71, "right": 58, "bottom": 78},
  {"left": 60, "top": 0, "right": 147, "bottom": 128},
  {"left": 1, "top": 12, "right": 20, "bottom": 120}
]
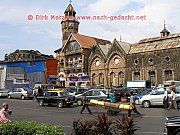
[{"left": 61, "top": 3, "right": 79, "bottom": 46}]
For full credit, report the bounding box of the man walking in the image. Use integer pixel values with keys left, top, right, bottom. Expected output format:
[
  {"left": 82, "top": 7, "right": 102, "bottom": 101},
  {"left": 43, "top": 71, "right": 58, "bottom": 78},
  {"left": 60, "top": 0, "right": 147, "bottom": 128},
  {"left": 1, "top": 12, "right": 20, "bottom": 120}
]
[
  {"left": 80, "top": 93, "right": 92, "bottom": 114},
  {"left": 168, "top": 86, "right": 177, "bottom": 110},
  {"left": 128, "top": 91, "right": 142, "bottom": 117},
  {"left": 163, "top": 88, "right": 169, "bottom": 109}
]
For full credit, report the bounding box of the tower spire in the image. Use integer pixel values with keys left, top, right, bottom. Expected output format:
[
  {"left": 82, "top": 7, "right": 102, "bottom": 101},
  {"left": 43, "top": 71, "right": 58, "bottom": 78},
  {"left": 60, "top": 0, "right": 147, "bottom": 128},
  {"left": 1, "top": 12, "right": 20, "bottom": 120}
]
[
  {"left": 61, "top": 2, "right": 79, "bottom": 46},
  {"left": 160, "top": 20, "right": 170, "bottom": 37}
]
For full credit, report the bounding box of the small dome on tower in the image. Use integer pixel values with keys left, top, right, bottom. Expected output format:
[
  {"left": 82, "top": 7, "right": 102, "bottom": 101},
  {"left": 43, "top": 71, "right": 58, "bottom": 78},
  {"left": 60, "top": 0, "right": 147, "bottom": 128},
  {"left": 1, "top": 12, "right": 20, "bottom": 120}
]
[{"left": 160, "top": 21, "right": 170, "bottom": 37}]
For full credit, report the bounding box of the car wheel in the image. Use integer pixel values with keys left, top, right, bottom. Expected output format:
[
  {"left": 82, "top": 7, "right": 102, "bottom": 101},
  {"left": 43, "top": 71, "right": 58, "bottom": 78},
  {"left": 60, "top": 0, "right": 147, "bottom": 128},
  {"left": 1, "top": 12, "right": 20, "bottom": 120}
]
[
  {"left": 142, "top": 101, "right": 151, "bottom": 108},
  {"left": 21, "top": 95, "right": 25, "bottom": 100},
  {"left": 39, "top": 100, "right": 44, "bottom": 106},
  {"left": 58, "top": 101, "right": 64, "bottom": 108},
  {"left": 8, "top": 95, "right": 11, "bottom": 99},
  {"left": 77, "top": 99, "right": 83, "bottom": 106}
]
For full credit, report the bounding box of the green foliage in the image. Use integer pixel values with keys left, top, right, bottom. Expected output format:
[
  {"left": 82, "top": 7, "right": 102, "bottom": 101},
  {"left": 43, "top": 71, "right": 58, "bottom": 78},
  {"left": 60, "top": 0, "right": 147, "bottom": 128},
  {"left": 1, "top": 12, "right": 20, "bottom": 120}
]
[
  {"left": 72, "top": 114, "right": 138, "bottom": 135},
  {"left": 0, "top": 121, "right": 65, "bottom": 135},
  {"left": 72, "top": 120, "right": 94, "bottom": 135},
  {"left": 93, "top": 114, "right": 114, "bottom": 135},
  {"left": 114, "top": 115, "right": 138, "bottom": 135}
]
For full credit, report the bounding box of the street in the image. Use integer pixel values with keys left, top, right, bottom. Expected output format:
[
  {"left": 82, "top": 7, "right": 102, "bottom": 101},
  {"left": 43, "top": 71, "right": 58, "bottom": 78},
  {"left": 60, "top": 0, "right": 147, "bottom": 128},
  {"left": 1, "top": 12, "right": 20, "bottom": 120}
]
[{"left": 0, "top": 98, "right": 179, "bottom": 135}]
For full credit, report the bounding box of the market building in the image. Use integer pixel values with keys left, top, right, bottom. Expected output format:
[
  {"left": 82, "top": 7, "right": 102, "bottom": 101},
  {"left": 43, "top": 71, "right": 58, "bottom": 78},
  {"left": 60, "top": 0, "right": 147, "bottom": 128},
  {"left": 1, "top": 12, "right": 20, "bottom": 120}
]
[{"left": 55, "top": 3, "right": 180, "bottom": 88}]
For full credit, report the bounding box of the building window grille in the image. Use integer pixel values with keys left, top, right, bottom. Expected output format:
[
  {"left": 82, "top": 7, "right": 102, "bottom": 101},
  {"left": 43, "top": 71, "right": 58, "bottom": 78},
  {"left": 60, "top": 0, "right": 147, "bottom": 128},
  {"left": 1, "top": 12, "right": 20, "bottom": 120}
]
[
  {"left": 165, "top": 56, "right": 170, "bottom": 62},
  {"left": 148, "top": 58, "right": 154, "bottom": 64},
  {"left": 134, "top": 59, "right": 139, "bottom": 65}
]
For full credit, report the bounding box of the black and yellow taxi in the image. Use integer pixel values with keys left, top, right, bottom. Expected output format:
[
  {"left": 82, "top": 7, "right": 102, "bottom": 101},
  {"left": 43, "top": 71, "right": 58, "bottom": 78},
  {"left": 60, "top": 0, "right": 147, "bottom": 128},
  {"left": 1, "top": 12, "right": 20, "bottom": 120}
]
[{"left": 36, "top": 89, "right": 75, "bottom": 108}]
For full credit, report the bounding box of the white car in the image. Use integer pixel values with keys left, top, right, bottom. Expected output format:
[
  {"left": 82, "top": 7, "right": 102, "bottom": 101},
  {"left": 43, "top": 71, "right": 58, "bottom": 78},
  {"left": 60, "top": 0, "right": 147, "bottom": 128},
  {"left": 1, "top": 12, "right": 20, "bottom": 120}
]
[{"left": 139, "top": 89, "right": 180, "bottom": 108}]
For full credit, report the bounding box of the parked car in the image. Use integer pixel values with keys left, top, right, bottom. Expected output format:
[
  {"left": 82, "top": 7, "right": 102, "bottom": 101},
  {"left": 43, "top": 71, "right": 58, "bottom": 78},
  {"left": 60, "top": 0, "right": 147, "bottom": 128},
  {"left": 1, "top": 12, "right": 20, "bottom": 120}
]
[
  {"left": 139, "top": 88, "right": 180, "bottom": 108},
  {"left": 0, "top": 89, "right": 9, "bottom": 98},
  {"left": 164, "top": 116, "right": 180, "bottom": 135},
  {"left": 133, "top": 88, "right": 155, "bottom": 104},
  {"left": 65, "top": 87, "right": 89, "bottom": 96},
  {"left": 8, "top": 87, "right": 33, "bottom": 100},
  {"left": 36, "top": 89, "right": 75, "bottom": 108},
  {"left": 75, "top": 89, "right": 107, "bottom": 106}
]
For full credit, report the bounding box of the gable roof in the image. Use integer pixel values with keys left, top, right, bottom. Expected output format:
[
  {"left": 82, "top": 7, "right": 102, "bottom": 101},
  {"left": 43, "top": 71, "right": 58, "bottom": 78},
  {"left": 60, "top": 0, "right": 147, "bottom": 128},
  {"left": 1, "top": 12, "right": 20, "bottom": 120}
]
[
  {"left": 98, "top": 44, "right": 112, "bottom": 57},
  {"left": 129, "top": 33, "right": 180, "bottom": 54},
  {"left": 116, "top": 41, "right": 131, "bottom": 54},
  {"left": 72, "top": 33, "right": 111, "bottom": 49}
]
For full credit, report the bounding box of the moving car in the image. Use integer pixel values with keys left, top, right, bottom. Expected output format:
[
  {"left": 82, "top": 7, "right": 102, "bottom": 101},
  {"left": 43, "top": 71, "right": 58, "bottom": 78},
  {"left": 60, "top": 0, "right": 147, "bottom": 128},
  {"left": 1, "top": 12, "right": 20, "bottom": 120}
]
[
  {"left": 75, "top": 89, "right": 107, "bottom": 106},
  {"left": 8, "top": 87, "right": 33, "bottom": 100},
  {"left": 36, "top": 89, "right": 75, "bottom": 108}
]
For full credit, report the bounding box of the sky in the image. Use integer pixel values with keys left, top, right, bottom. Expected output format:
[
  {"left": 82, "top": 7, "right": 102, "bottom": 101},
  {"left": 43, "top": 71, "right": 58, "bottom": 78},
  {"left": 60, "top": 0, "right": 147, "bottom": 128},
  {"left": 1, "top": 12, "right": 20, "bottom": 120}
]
[{"left": 0, "top": 0, "right": 180, "bottom": 60}]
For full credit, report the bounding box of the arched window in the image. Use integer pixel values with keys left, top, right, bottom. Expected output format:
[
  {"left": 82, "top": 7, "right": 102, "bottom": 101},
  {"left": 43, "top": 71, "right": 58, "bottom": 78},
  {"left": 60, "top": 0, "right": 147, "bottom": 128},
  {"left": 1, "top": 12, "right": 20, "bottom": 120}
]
[
  {"left": 148, "top": 70, "right": 156, "bottom": 86},
  {"left": 99, "top": 73, "right": 104, "bottom": 85},
  {"left": 118, "top": 72, "right": 124, "bottom": 86},
  {"left": 92, "top": 73, "right": 96, "bottom": 86},
  {"left": 110, "top": 72, "right": 115, "bottom": 87},
  {"left": 60, "top": 59, "right": 64, "bottom": 68},
  {"left": 164, "top": 70, "right": 173, "bottom": 81},
  {"left": 134, "top": 71, "right": 140, "bottom": 80}
]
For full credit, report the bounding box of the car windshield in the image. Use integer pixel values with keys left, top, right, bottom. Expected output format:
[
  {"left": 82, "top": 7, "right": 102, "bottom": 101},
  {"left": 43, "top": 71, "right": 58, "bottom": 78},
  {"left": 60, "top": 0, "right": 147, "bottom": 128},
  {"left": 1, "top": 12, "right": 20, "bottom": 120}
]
[
  {"left": 60, "top": 92, "right": 69, "bottom": 96},
  {"left": 140, "top": 90, "right": 152, "bottom": 95},
  {"left": 23, "top": 87, "right": 32, "bottom": 91}
]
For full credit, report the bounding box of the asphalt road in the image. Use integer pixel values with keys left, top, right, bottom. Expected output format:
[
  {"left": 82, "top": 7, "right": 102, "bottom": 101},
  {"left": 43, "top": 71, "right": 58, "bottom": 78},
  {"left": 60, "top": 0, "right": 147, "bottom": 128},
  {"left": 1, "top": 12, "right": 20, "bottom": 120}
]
[{"left": 0, "top": 98, "right": 180, "bottom": 135}]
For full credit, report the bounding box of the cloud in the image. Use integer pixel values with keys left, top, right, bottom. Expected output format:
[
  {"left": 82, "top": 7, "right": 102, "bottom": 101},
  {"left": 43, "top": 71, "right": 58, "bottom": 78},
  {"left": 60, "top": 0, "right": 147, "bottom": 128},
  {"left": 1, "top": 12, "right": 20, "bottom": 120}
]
[
  {"left": 0, "top": 43, "right": 15, "bottom": 59},
  {"left": 0, "top": 0, "right": 179, "bottom": 60},
  {"left": 83, "top": 0, "right": 180, "bottom": 43}
]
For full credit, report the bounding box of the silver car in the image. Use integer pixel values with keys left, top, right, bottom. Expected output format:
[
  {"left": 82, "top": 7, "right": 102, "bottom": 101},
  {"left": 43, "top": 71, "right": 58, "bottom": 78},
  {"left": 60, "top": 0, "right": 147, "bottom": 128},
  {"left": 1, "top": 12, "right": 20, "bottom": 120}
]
[
  {"left": 139, "top": 89, "right": 180, "bottom": 108},
  {"left": 8, "top": 87, "right": 33, "bottom": 100},
  {"left": 75, "top": 89, "right": 107, "bottom": 106},
  {"left": 0, "top": 89, "right": 9, "bottom": 97}
]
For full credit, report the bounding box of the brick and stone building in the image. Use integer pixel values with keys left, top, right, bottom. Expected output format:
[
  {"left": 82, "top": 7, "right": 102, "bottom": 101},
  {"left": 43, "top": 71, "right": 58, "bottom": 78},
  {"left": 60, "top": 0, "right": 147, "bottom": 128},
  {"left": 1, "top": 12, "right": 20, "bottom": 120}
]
[{"left": 55, "top": 3, "right": 180, "bottom": 88}]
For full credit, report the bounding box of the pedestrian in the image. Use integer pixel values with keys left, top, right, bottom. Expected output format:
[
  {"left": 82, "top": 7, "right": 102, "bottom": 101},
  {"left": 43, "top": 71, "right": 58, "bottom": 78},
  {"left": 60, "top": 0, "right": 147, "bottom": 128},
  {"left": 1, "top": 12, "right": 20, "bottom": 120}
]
[
  {"left": 168, "top": 86, "right": 177, "bottom": 110},
  {"left": 163, "top": 88, "right": 169, "bottom": 109},
  {"left": 37, "top": 86, "right": 43, "bottom": 96},
  {"left": 80, "top": 93, "right": 92, "bottom": 114},
  {"left": 128, "top": 91, "right": 142, "bottom": 117},
  {"left": 33, "top": 90, "right": 37, "bottom": 102},
  {"left": 0, "top": 102, "right": 12, "bottom": 124}
]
